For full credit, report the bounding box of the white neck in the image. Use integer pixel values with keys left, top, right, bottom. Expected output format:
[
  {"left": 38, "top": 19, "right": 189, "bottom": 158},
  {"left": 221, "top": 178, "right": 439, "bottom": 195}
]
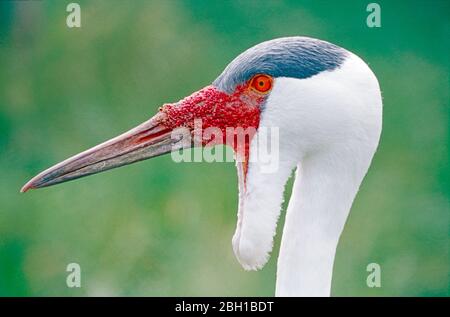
[
  {"left": 231, "top": 53, "right": 382, "bottom": 296},
  {"left": 276, "top": 146, "right": 369, "bottom": 296}
]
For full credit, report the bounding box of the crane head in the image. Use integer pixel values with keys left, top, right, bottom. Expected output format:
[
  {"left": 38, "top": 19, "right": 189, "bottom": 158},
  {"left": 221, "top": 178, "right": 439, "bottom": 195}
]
[
  {"left": 21, "top": 37, "right": 346, "bottom": 193},
  {"left": 21, "top": 37, "right": 382, "bottom": 273}
]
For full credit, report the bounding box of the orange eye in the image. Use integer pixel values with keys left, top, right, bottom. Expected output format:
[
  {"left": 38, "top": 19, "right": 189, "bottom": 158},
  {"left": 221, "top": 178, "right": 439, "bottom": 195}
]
[{"left": 250, "top": 74, "right": 273, "bottom": 93}]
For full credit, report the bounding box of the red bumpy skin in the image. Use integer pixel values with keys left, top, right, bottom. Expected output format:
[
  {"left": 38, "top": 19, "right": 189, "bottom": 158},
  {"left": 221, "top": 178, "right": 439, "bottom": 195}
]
[{"left": 160, "top": 84, "right": 265, "bottom": 156}]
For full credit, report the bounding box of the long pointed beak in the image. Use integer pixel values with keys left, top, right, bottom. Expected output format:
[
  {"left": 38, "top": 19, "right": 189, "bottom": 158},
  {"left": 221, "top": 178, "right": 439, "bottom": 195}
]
[
  {"left": 21, "top": 84, "right": 262, "bottom": 193},
  {"left": 21, "top": 112, "right": 187, "bottom": 192}
]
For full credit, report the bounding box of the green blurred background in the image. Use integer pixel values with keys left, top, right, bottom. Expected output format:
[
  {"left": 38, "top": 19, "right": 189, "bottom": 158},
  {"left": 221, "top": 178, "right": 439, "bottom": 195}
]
[{"left": 0, "top": 0, "right": 448, "bottom": 296}]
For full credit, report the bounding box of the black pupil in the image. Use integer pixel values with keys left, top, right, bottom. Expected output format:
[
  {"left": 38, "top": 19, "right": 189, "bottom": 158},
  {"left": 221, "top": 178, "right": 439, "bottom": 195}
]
[{"left": 259, "top": 81, "right": 264, "bottom": 86}]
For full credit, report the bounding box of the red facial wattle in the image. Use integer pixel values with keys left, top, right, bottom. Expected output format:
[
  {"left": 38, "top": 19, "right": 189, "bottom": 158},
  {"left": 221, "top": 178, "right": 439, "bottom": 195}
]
[{"left": 159, "top": 84, "right": 266, "bottom": 163}]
